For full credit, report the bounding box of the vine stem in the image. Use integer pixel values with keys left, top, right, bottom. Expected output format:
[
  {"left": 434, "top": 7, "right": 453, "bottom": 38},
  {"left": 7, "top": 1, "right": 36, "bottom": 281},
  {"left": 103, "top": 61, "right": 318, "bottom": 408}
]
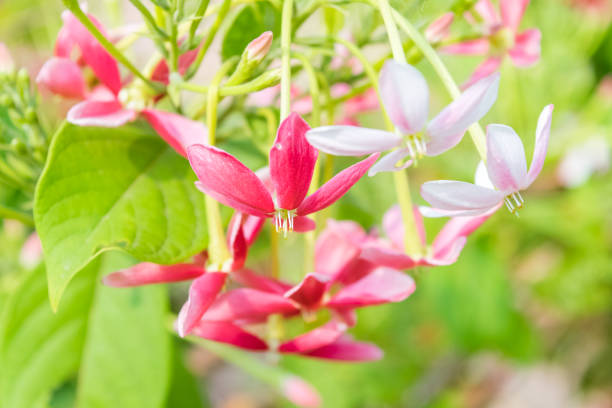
[
  {"left": 279, "top": 0, "right": 294, "bottom": 120},
  {"left": 376, "top": 0, "right": 423, "bottom": 257},
  {"left": 390, "top": 8, "right": 487, "bottom": 160},
  {"left": 203, "top": 59, "right": 237, "bottom": 268}
]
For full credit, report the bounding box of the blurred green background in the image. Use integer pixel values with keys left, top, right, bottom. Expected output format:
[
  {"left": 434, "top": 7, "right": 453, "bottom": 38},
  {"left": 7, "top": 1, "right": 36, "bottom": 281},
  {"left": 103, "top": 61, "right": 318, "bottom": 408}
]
[{"left": 1, "top": 0, "right": 612, "bottom": 407}]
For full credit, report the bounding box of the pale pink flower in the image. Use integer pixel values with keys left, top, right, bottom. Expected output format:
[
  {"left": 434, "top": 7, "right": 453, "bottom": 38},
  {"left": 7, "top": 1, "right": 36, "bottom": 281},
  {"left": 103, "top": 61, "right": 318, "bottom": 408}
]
[
  {"left": 19, "top": 233, "right": 43, "bottom": 269},
  {"left": 425, "top": 13, "right": 455, "bottom": 43},
  {"left": 306, "top": 60, "right": 499, "bottom": 175},
  {"left": 557, "top": 136, "right": 610, "bottom": 188},
  {"left": 0, "top": 43, "right": 15, "bottom": 73},
  {"left": 421, "top": 104, "right": 553, "bottom": 217},
  {"left": 442, "top": 0, "right": 541, "bottom": 86},
  {"left": 282, "top": 377, "right": 321, "bottom": 408}
]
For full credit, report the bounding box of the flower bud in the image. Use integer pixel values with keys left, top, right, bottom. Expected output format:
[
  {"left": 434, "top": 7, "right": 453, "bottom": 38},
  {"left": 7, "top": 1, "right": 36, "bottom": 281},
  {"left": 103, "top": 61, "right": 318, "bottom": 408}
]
[
  {"left": 225, "top": 32, "right": 273, "bottom": 87},
  {"left": 425, "top": 13, "right": 454, "bottom": 43},
  {"left": 246, "top": 31, "right": 273, "bottom": 62}
]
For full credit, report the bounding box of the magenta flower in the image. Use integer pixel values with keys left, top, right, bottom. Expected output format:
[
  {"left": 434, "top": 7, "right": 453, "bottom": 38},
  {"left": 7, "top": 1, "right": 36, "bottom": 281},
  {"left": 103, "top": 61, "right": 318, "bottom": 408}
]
[
  {"left": 187, "top": 113, "right": 379, "bottom": 234},
  {"left": 306, "top": 61, "right": 499, "bottom": 175},
  {"left": 36, "top": 11, "right": 204, "bottom": 157},
  {"left": 421, "top": 104, "right": 553, "bottom": 217},
  {"left": 442, "top": 0, "right": 541, "bottom": 86},
  {"left": 359, "top": 205, "right": 494, "bottom": 269}
]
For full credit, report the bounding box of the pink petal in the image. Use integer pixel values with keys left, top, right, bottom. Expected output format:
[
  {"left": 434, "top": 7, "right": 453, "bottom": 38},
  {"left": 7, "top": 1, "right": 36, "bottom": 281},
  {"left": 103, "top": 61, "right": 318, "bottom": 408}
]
[
  {"left": 188, "top": 144, "right": 275, "bottom": 217},
  {"left": 334, "top": 258, "right": 378, "bottom": 287},
  {"left": 383, "top": 205, "right": 426, "bottom": 249},
  {"left": 279, "top": 321, "right": 346, "bottom": 353},
  {"left": 142, "top": 109, "right": 208, "bottom": 158},
  {"left": 425, "top": 12, "right": 455, "bottom": 43},
  {"left": 359, "top": 242, "right": 419, "bottom": 269},
  {"left": 297, "top": 153, "right": 379, "bottom": 216},
  {"left": 379, "top": 60, "right": 429, "bottom": 134},
  {"left": 227, "top": 213, "right": 248, "bottom": 271},
  {"left": 293, "top": 216, "right": 316, "bottom": 232},
  {"left": 284, "top": 273, "right": 330, "bottom": 309},
  {"left": 270, "top": 113, "right": 318, "bottom": 210},
  {"left": 441, "top": 39, "right": 490, "bottom": 56},
  {"left": 281, "top": 377, "right": 321, "bottom": 408},
  {"left": 231, "top": 269, "right": 292, "bottom": 294},
  {"left": 486, "top": 124, "right": 528, "bottom": 193},
  {"left": 315, "top": 220, "right": 366, "bottom": 280},
  {"left": 204, "top": 288, "right": 298, "bottom": 322},
  {"left": 509, "top": 29, "right": 541, "bottom": 67},
  {"left": 61, "top": 11, "right": 121, "bottom": 95},
  {"left": 344, "top": 88, "right": 379, "bottom": 117},
  {"left": 191, "top": 321, "right": 268, "bottom": 351},
  {"left": 432, "top": 212, "right": 491, "bottom": 260},
  {"left": 367, "top": 148, "right": 413, "bottom": 176},
  {"left": 525, "top": 104, "right": 554, "bottom": 187},
  {"left": 67, "top": 100, "right": 137, "bottom": 127},
  {"left": 88, "top": 85, "right": 117, "bottom": 102},
  {"left": 177, "top": 272, "right": 228, "bottom": 337},
  {"left": 305, "top": 126, "right": 401, "bottom": 156},
  {"left": 328, "top": 267, "right": 415, "bottom": 308},
  {"left": 426, "top": 72, "right": 500, "bottom": 156},
  {"left": 102, "top": 262, "right": 205, "bottom": 287},
  {"left": 151, "top": 47, "right": 199, "bottom": 84},
  {"left": 303, "top": 338, "right": 383, "bottom": 361},
  {"left": 0, "top": 43, "right": 14, "bottom": 73},
  {"left": 463, "top": 57, "right": 502, "bottom": 89},
  {"left": 420, "top": 180, "right": 504, "bottom": 217},
  {"left": 474, "top": 0, "right": 501, "bottom": 25},
  {"left": 36, "top": 57, "right": 86, "bottom": 99},
  {"left": 242, "top": 214, "right": 266, "bottom": 245},
  {"left": 500, "top": 0, "right": 530, "bottom": 31},
  {"left": 427, "top": 237, "right": 466, "bottom": 266}
]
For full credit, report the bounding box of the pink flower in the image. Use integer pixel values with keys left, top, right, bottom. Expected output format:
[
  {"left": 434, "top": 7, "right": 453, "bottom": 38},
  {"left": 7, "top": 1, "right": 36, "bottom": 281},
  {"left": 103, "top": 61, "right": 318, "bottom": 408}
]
[
  {"left": 187, "top": 113, "right": 379, "bottom": 234},
  {"left": 557, "top": 137, "right": 610, "bottom": 188},
  {"left": 420, "top": 104, "right": 553, "bottom": 217},
  {"left": 282, "top": 377, "right": 321, "bottom": 408},
  {"left": 0, "top": 43, "right": 15, "bottom": 73},
  {"left": 425, "top": 13, "right": 455, "bottom": 43},
  {"left": 359, "top": 205, "right": 494, "bottom": 269},
  {"left": 36, "top": 11, "right": 203, "bottom": 157},
  {"left": 306, "top": 60, "right": 499, "bottom": 174},
  {"left": 103, "top": 211, "right": 265, "bottom": 336},
  {"left": 442, "top": 0, "right": 541, "bottom": 87}
]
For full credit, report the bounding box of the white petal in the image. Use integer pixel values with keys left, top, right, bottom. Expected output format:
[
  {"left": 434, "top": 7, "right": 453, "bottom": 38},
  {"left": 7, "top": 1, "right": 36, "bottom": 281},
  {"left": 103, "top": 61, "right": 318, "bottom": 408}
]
[
  {"left": 420, "top": 180, "right": 504, "bottom": 217},
  {"left": 305, "top": 126, "right": 400, "bottom": 156},
  {"left": 486, "top": 124, "right": 528, "bottom": 194},
  {"left": 525, "top": 104, "right": 553, "bottom": 188},
  {"left": 380, "top": 60, "right": 429, "bottom": 135},
  {"left": 426, "top": 72, "right": 500, "bottom": 156},
  {"left": 368, "top": 148, "right": 413, "bottom": 176},
  {"left": 474, "top": 161, "right": 495, "bottom": 189}
]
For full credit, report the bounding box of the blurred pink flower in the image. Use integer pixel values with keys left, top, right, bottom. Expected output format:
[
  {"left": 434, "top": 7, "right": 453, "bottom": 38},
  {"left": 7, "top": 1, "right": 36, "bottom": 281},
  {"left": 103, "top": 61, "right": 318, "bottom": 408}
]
[
  {"left": 19, "top": 232, "right": 43, "bottom": 269},
  {"left": 421, "top": 104, "right": 553, "bottom": 217},
  {"left": 442, "top": 0, "right": 541, "bottom": 87},
  {"left": 282, "top": 377, "right": 321, "bottom": 408},
  {"left": 306, "top": 61, "right": 499, "bottom": 174},
  {"left": 557, "top": 136, "right": 610, "bottom": 188},
  {"left": 425, "top": 13, "right": 455, "bottom": 43},
  {"left": 188, "top": 113, "right": 378, "bottom": 234},
  {"left": 0, "top": 43, "right": 15, "bottom": 73}
]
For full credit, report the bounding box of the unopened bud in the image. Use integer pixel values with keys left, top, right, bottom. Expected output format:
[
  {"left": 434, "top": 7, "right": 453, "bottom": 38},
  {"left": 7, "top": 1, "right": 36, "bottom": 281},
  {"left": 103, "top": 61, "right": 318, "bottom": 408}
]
[
  {"left": 225, "top": 32, "right": 274, "bottom": 87},
  {"left": 0, "top": 43, "right": 15, "bottom": 74},
  {"left": 246, "top": 31, "right": 273, "bottom": 62},
  {"left": 425, "top": 13, "right": 454, "bottom": 43}
]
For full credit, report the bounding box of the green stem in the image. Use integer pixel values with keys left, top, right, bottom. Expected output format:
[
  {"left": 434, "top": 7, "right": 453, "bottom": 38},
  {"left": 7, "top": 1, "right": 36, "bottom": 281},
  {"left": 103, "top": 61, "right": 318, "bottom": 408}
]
[
  {"left": 376, "top": 0, "right": 422, "bottom": 257},
  {"left": 203, "top": 59, "right": 237, "bottom": 267},
  {"left": 279, "top": 0, "right": 294, "bottom": 120},
  {"left": 188, "top": 0, "right": 211, "bottom": 47},
  {"left": 391, "top": 8, "right": 487, "bottom": 160},
  {"left": 0, "top": 204, "right": 34, "bottom": 227},
  {"left": 127, "top": 0, "right": 168, "bottom": 40},
  {"left": 173, "top": 69, "right": 280, "bottom": 96},
  {"left": 185, "top": 0, "right": 232, "bottom": 80},
  {"left": 62, "top": 0, "right": 162, "bottom": 92}
]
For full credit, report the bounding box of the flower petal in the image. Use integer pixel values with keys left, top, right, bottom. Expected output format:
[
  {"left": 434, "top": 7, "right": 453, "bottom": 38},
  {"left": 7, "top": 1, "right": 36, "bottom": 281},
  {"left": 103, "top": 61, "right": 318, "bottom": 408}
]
[
  {"left": 177, "top": 272, "right": 228, "bottom": 337},
  {"left": 525, "top": 104, "right": 553, "bottom": 187},
  {"left": 501, "top": 0, "right": 530, "bottom": 31},
  {"left": 426, "top": 72, "right": 500, "bottom": 156},
  {"left": 421, "top": 180, "right": 504, "bottom": 216},
  {"left": 383, "top": 205, "right": 426, "bottom": 249},
  {"left": 315, "top": 220, "right": 366, "bottom": 281},
  {"left": 204, "top": 288, "right": 298, "bottom": 322},
  {"left": 293, "top": 216, "right": 316, "bottom": 232},
  {"left": 303, "top": 338, "right": 383, "bottom": 361},
  {"left": 141, "top": 109, "right": 208, "bottom": 158},
  {"left": 509, "top": 29, "right": 541, "bottom": 67},
  {"left": 425, "top": 12, "right": 454, "bottom": 43},
  {"left": 67, "top": 100, "right": 137, "bottom": 127},
  {"left": 297, "top": 153, "right": 379, "bottom": 216},
  {"left": 359, "top": 242, "right": 419, "bottom": 269},
  {"left": 431, "top": 209, "right": 495, "bottom": 261},
  {"left": 151, "top": 47, "right": 199, "bottom": 84},
  {"left": 191, "top": 321, "right": 268, "bottom": 351},
  {"left": 441, "top": 39, "right": 490, "bottom": 56},
  {"left": 486, "top": 124, "right": 528, "bottom": 193},
  {"left": 279, "top": 321, "right": 347, "bottom": 353},
  {"left": 227, "top": 213, "right": 248, "bottom": 271},
  {"left": 328, "top": 267, "right": 415, "bottom": 308},
  {"left": 463, "top": 57, "right": 502, "bottom": 89},
  {"left": 305, "top": 126, "right": 401, "bottom": 156},
  {"left": 281, "top": 377, "right": 321, "bottom": 408},
  {"left": 188, "top": 144, "right": 275, "bottom": 217},
  {"left": 284, "top": 273, "right": 330, "bottom": 309},
  {"left": 367, "top": 148, "right": 413, "bottom": 176},
  {"left": 270, "top": 113, "right": 317, "bottom": 210},
  {"left": 102, "top": 262, "right": 205, "bottom": 287},
  {"left": 36, "top": 57, "right": 86, "bottom": 99},
  {"left": 380, "top": 60, "right": 429, "bottom": 134},
  {"left": 231, "top": 269, "right": 292, "bottom": 294},
  {"left": 474, "top": 0, "right": 501, "bottom": 25}
]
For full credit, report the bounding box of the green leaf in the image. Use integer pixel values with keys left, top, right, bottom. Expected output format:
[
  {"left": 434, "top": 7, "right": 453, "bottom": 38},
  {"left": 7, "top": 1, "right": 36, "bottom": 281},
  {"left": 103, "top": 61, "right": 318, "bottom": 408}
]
[
  {"left": 34, "top": 122, "right": 207, "bottom": 310},
  {"left": 221, "top": 3, "right": 280, "bottom": 61},
  {"left": 0, "top": 253, "right": 171, "bottom": 408}
]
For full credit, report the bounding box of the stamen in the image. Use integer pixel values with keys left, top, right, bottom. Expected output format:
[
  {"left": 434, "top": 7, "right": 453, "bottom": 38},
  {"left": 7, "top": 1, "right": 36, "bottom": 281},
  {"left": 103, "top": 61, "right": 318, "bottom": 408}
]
[
  {"left": 273, "top": 209, "right": 296, "bottom": 237},
  {"left": 504, "top": 192, "right": 524, "bottom": 216},
  {"left": 404, "top": 134, "right": 427, "bottom": 162}
]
